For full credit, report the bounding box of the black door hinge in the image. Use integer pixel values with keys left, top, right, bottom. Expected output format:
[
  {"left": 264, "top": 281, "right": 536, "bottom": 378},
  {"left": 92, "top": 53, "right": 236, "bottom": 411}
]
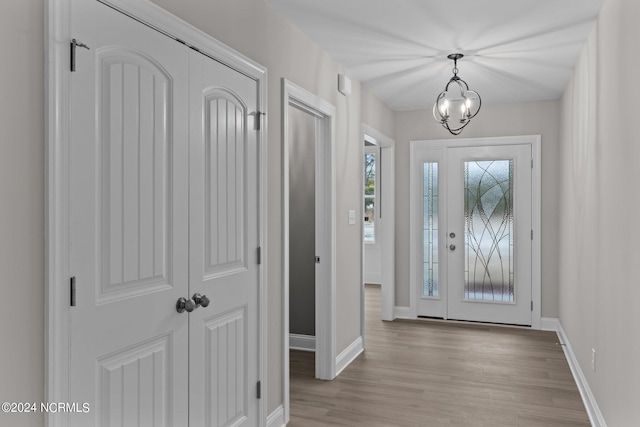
[
  {"left": 256, "top": 380, "right": 261, "bottom": 399},
  {"left": 70, "top": 38, "right": 90, "bottom": 72},
  {"left": 70, "top": 276, "right": 77, "bottom": 307},
  {"left": 254, "top": 111, "right": 265, "bottom": 131}
]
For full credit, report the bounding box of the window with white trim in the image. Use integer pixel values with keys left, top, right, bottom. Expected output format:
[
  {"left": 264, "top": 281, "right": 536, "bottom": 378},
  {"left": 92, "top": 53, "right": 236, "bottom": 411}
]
[{"left": 364, "top": 147, "right": 377, "bottom": 244}]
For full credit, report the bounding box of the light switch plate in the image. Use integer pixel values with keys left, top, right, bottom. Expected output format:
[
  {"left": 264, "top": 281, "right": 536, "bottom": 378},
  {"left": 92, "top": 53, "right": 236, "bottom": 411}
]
[{"left": 348, "top": 209, "right": 356, "bottom": 225}]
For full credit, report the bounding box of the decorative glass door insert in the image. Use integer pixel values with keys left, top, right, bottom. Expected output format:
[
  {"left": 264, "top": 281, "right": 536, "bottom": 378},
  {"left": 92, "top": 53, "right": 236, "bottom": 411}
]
[
  {"left": 464, "top": 160, "right": 514, "bottom": 302},
  {"left": 423, "top": 162, "right": 439, "bottom": 297}
]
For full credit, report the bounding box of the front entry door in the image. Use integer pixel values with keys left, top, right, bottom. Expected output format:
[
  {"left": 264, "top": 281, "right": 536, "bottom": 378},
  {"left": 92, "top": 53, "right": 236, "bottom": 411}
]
[
  {"left": 69, "top": 2, "right": 260, "bottom": 425},
  {"left": 416, "top": 143, "right": 533, "bottom": 325},
  {"left": 446, "top": 145, "right": 532, "bottom": 325}
]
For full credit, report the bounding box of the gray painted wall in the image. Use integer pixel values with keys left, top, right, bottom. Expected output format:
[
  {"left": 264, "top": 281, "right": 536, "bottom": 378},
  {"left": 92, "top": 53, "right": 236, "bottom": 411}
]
[
  {"left": 559, "top": 0, "right": 640, "bottom": 423},
  {"left": 288, "top": 105, "right": 316, "bottom": 337},
  {"left": 0, "top": 2, "right": 45, "bottom": 426}
]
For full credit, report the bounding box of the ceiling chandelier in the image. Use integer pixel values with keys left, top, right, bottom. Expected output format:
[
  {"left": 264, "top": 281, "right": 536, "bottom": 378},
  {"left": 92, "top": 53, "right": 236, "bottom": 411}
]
[{"left": 433, "top": 53, "right": 481, "bottom": 135}]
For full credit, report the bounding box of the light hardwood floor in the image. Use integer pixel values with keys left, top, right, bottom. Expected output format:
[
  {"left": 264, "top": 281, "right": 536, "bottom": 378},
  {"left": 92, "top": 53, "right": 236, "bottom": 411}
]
[{"left": 289, "top": 285, "right": 590, "bottom": 426}]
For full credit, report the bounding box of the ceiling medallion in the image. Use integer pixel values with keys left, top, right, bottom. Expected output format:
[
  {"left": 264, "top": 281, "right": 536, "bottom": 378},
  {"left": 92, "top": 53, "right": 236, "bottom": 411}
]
[{"left": 433, "top": 53, "right": 481, "bottom": 135}]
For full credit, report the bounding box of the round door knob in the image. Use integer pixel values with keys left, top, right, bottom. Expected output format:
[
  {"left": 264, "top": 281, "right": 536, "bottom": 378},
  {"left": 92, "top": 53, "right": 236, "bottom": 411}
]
[
  {"left": 449, "top": 232, "right": 456, "bottom": 238},
  {"left": 193, "top": 293, "right": 211, "bottom": 308},
  {"left": 176, "top": 297, "right": 196, "bottom": 313},
  {"left": 449, "top": 244, "right": 456, "bottom": 251}
]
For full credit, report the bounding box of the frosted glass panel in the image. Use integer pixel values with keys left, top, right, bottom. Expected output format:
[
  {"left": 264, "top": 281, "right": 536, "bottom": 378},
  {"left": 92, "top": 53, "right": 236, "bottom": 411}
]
[
  {"left": 423, "top": 162, "right": 438, "bottom": 297},
  {"left": 464, "top": 160, "right": 514, "bottom": 302}
]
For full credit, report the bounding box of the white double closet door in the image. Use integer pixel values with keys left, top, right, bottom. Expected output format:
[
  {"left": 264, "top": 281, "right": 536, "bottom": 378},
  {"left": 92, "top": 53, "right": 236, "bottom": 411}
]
[{"left": 69, "top": 1, "right": 260, "bottom": 425}]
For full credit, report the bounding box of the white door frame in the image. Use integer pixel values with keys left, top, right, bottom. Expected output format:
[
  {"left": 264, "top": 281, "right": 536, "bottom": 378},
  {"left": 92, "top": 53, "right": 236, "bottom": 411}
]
[
  {"left": 361, "top": 125, "right": 395, "bottom": 329},
  {"left": 45, "top": 1, "right": 267, "bottom": 426},
  {"left": 409, "top": 135, "right": 542, "bottom": 329},
  {"left": 282, "top": 78, "right": 337, "bottom": 422}
]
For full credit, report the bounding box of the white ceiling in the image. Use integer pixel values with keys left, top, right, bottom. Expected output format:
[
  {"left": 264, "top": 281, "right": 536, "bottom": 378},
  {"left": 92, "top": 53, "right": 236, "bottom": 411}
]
[{"left": 266, "top": 0, "right": 604, "bottom": 110}]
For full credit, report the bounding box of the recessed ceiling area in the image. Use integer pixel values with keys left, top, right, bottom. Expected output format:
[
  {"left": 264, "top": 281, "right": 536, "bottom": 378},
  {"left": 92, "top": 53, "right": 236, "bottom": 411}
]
[{"left": 265, "top": 0, "right": 604, "bottom": 110}]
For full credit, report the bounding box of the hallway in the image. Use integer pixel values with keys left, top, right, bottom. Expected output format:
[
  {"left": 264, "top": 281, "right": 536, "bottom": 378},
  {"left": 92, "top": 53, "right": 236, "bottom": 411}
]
[{"left": 289, "top": 285, "right": 589, "bottom": 426}]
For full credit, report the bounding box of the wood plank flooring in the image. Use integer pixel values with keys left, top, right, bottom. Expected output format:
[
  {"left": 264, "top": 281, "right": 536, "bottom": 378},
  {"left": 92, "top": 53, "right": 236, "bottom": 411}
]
[{"left": 289, "top": 285, "right": 589, "bottom": 426}]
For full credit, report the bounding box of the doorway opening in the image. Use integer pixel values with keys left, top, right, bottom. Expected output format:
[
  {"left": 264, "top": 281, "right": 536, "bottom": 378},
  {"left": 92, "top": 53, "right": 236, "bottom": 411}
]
[
  {"left": 287, "top": 103, "right": 316, "bottom": 358},
  {"left": 282, "top": 79, "right": 336, "bottom": 422},
  {"left": 361, "top": 125, "right": 395, "bottom": 327}
]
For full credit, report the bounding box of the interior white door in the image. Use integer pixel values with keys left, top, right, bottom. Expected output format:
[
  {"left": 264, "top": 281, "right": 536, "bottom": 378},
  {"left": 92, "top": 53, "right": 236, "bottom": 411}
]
[
  {"left": 188, "top": 50, "right": 260, "bottom": 426},
  {"left": 69, "top": 1, "right": 261, "bottom": 425},
  {"left": 69, "top": 2, "right": 190, "bottom": 424},
  {"left": 415, "top": 143, "right": 532, "bottom": 325},
  {"left": 447, "top": 145, "right": 532, "bottom": 325}
]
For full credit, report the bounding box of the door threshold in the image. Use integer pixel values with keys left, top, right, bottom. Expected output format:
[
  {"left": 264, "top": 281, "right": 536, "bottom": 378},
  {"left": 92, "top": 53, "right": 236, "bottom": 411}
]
[{"left": 414, "top": 316, "right": 531, "bottom": 329}]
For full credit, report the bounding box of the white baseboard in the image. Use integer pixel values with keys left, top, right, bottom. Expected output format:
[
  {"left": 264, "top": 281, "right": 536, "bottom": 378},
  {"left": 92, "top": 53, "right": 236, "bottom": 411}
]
[
  {"left": 266, "top": 404, "right": 285, "bottom": 427},
  {"left": 541, "top": 317, "right": 559, "bottom": 332},
  {"left": 289, "top": 334, "right": 315, "bottom": 352},
  {"left": 335, "top": 336, "right": 363, "bottom": 376},
  {"left": 556, "top": 321, "right": 607, "bottom": 427},
  {"left": 394, "top": 306, "right": 412, "bottom": 319}
]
